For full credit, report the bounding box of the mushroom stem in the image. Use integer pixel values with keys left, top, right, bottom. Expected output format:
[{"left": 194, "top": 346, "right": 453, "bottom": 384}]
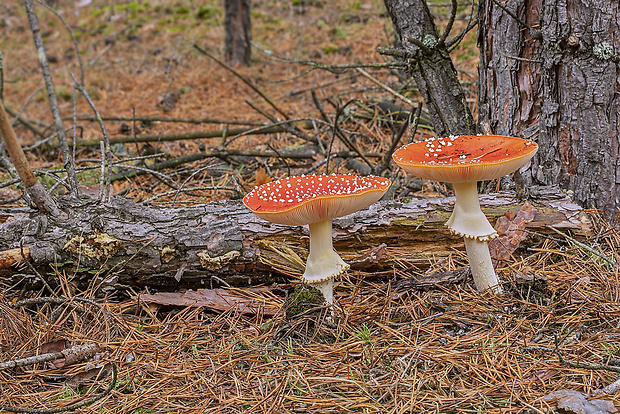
[
  {"left": 446, "top": 182, "right": 496, "bottom": 240},
  {"left": 449, "top": 182, "right": 501, "bottom": 293},
  {"left": 304, "top": 220, "right": 349, "bottom": 304},
  {"left": 463, "top": 238, "right": 501, "bottom": 292}
]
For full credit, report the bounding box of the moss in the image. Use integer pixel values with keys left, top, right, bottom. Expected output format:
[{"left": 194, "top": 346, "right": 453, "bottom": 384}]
[
  {"left": 284, "top": 284, "right": 324, "bottom": 320},
  {"left": 175, "top": 6, "right": 191, "bottom": 15},
  {"left": 196, "top": 5, "right": 219, "bottom": 20}
]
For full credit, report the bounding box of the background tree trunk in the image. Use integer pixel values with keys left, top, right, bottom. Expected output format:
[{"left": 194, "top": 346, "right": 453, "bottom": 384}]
[
  {"left": 478, "top": 0, "right": 620, "bottom": 220},
  {"left": 224, "top": 0, "right": 251, "bottom": 66},
  {"left": 382, "top": 0, "right": 477, "bottom": 136}
]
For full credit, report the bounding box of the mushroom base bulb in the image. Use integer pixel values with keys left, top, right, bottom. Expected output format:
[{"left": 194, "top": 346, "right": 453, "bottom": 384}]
[
  {"left": 303, "top": 253, "right": 349, "bottom": 284},
  {"left": 446, "top": 182, "right": 498, "bottom": 242},
  {"left": 303, "top": 219, "right": 350, "bottom": 284},
  {"left": 302, "top": 220, "right": 350, "bottom": 305}
]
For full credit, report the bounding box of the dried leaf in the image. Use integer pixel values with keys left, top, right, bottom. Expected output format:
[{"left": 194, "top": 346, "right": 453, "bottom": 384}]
[
  {"left": 544, "top": 389, "right": 618, "bottom": 413},
  {"left": 66, "top": 363, "right": 112, "bottom": 389},
  {"left": 138, "top": 288, "right": 277, "bottom": 316},
  {"left": 40, "top": 340, "right": 69, "bottom": 368},
  {"left": 489, "top": 202, "right": 537, "bottom": 264},
  {"left": 254, "top": 167, "right": 272, "bottom": 187}
]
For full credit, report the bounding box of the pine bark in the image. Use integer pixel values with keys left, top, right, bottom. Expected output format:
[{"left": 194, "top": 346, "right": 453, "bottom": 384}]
[
  {"left": 224, "top": 0, "right": 251, "bottom": 66},
  {"left": 383, "top": 0, "right": 477, "bottom": 136},
  {"left": 478, "top": 0, "right": 620, "bottom": 219},
  {"left": 0, "top": 193, "right": 588, "bottom": 291}
]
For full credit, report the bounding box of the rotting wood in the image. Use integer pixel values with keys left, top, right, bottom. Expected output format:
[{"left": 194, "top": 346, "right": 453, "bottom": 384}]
[{"left": 0, "top": 190, "right": 590, "bottom": 291}]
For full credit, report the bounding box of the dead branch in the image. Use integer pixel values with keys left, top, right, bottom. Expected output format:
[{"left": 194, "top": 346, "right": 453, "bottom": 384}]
[
  {"left": 0, "top": 103, "right": 66, "bottom": 219},
  {"left": 0, "top": 190, "right": 590, "bottom": 290},
  {"left": 42, "top": 121, "right": 314, "bottom": 149},
  {"left": 0, "top": 343, "right": 99, "bottom": 371},
  {"left": 70, "top": 114, "right": 265, "bottom": 126}
]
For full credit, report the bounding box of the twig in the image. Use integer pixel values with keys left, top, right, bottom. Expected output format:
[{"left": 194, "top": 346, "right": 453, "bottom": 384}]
[
  {"left": 522, "top": 335, "right": 620, "bottom": 374},
  {"left": 0, "top": 102, "right": 66, "bottom": 219},
  {"left": 446, "top": 0, "right": 478, "bottom": 50},
  {"left": 171, "top": 163, "right": 221, "bottom": 205},
  {"left": 71, "top": 72, "right": 112, "bottom": 202},
  {"left": 0, "top": 363, "right": 117, "bottom": 413},
  {"left": 192, "top": 42, "right": 290, "bottom": 120},
  {"left": 4, "top": 106, "right": 46, "bottom": 138},
  {"left": 9, "top": 87, "right": 44, "bottom": 129},
  {"left": 266, "top": 142, "right": 291, "bottom": 177},
  {"left": 355, "top": 68, "right": 417, "bottom": 108},
  {"left": 244, "top": 100, "right": 318, "bottom": 144},
  {"left": 376, "top": 47, "right": 418, "bottom": 60},
  {"left": 44, "top": 122, "right": 313, "bottom": 149},
  {"left": 98, "top": 141, "right": 106, "bottom": 201},
  {"left": 0, "top": 343, "right": 99, "bottom": 371},
  {"left": 252, "top": 42, "right": 406, "bottom": 73},
  {"left": 143, "top": 186, "right": 238, "bottom": 204},
  {"left": 593, "top": 376, "right": 620, "bottom": 396},
  {"left": 326, "top": 99, "right": 373, "bottom": 173},
  {"left": 403, "top": 36, "right": 432, "bottom": 54},
  {"left": 379, "top": 102, "right": 422, "bottom": 173},
  {"left": 547, "top": 225, "right": 617, "bottom": 268},
  {"left": 23, "top": 0, "right": 80, "bottom": 195},
  {"left": 69, "top": 114, "right": 264, "bottom": 126},
  {"left": 440, "top": 0, "right": 459, "bottom": 44}
]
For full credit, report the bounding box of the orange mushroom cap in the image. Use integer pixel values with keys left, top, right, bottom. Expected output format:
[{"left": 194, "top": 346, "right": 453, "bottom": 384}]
[
  {"left": 393, "top": 135, "right": 538, "bottom": 183},
  {"left": 243, "top": 174, "right": 391, "bottom": 226}
]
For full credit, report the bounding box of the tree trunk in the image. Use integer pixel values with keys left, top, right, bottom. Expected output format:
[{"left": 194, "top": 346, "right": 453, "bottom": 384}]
[
  {"left": 0, "top": 193, "right": 588, "bottom": 292},
  {"left": 383, "top": 0, "right": 477, "bottom": 136},
  {"left": 478, "top": 0, "right": 620, "bottom": 219},
  {"left": 224, "top": 0, "right": 251, "bottom": 66}
]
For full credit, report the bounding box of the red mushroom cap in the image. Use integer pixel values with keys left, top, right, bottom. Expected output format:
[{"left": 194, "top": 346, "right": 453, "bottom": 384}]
[
  {"left": 243, "top": 174, "right": 391, "bottom": 226},
  {"left": 393, "top": 135, "right": 538, "bottom": 183}
]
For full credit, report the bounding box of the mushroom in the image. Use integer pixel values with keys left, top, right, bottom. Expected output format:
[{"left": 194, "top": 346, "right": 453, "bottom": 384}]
[
  {"left": 392, "top": 135, "right": 538, "bottom": 292},
  {"left": 243, "top": 174, "right": 391, "bottom": 304}
]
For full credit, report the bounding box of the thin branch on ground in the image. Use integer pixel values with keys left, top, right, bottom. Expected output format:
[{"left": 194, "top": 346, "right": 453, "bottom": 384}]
[
  {"left": 244, "top": 100, "right": 318, "bottom": 145},
  {"left": 547, "top": 225, "right": 617, "bottom": 268},
  {"left": 44, "top": 121, "right": 314, "bottom": 149},
  {"left": 71, "top": 72, "right": 112, "bottom": 202},
  {"left": 69, "top": 114, "right": 265, "bottom": 126},
  {"left": 0, "top": 343, "right": 99, "bottom": 371},
  {"left": 192, "top": 42, "right": 290, "bottom": 121}
]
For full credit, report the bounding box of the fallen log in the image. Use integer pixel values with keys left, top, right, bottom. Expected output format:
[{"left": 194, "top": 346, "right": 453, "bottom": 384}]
[{"left": 0, "top": 188, "right": 590, "bottom": 292}]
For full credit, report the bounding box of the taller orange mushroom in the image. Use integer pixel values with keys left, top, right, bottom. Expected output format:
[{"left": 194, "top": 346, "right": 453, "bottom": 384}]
[
  {"left": 244, "top": 174, "right": 391, "bottom": 304},
  {"left": 393, "top": 135, "right": 538, "bottom": 292}
]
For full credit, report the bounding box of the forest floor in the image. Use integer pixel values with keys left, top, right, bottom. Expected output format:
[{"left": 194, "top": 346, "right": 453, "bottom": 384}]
[{"left": 1, "top": 0, "right": 620, "bottom": 413}]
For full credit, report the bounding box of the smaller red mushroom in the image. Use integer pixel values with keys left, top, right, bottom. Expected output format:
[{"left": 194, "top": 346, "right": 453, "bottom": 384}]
[
  {"left": 244, "top": 174, "right": 391, "bottom": 304},
  {"left": 393, "top": 135, "right": 538, "bottom": 292}
]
